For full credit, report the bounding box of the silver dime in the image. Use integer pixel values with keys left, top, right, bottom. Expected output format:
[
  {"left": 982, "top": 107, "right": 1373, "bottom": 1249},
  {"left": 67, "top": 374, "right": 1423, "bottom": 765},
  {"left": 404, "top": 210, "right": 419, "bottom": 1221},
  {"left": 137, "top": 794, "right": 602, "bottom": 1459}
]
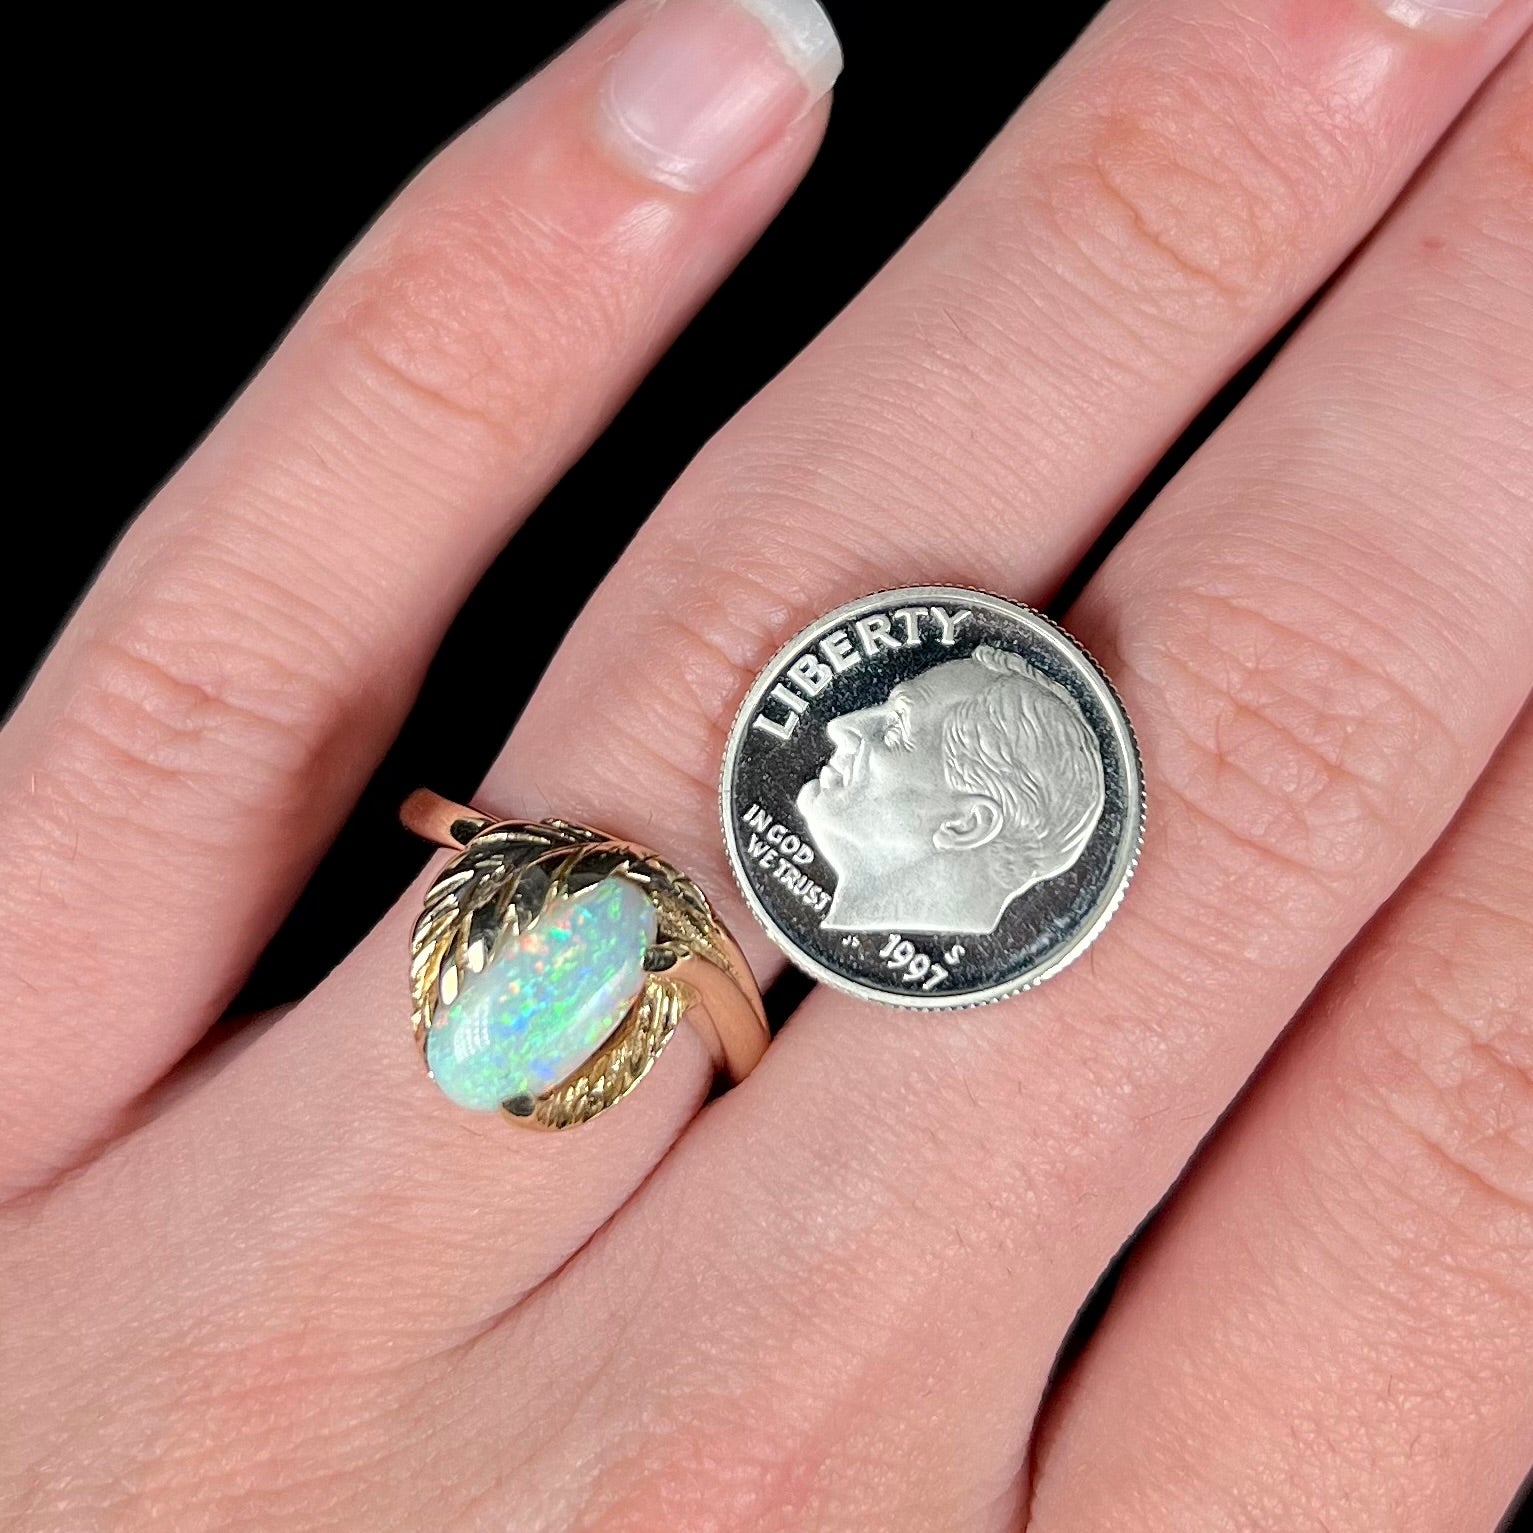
[{"left": 719, "top": 587, "right": 1143, "bottom": 1009}]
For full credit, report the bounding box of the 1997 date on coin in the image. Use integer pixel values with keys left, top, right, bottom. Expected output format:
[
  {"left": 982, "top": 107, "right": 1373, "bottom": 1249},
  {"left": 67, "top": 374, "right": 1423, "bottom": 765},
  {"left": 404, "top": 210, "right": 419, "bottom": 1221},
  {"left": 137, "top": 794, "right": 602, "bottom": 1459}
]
[
  {"left": 872, "top": 933, "right": 963, "bottom": 992},
  {"left": 719, "top": 587, "right": 1144, "bottom": 1009}
]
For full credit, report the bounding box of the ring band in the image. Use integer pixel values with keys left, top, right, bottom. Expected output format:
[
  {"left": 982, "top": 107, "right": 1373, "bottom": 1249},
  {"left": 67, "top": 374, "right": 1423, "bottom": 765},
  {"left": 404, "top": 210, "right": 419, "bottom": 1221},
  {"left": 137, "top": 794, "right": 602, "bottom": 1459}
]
[{"left": 402, "top": 790, "right": 768, "bottom": 1129}]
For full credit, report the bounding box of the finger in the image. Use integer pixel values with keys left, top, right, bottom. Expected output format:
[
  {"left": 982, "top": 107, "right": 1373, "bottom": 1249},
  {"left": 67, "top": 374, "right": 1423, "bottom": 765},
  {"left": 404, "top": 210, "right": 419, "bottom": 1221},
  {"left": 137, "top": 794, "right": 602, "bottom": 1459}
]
[
  {"left": 1029, "top": 707, "right": 1533, "bottom": 1533},
  {"left": 141, "top": 0, "right": 1533, "bottom": 1343},
  {"left": 0, "top": 0, "right": 838, "bottom": 1195},
  {"left": 7, "top": 7, "right": 1526, "bottom": 1523},
  {"left": 496, "top": 0, "right": 1531, "bottom": 931},
  {"left": 467, "top": 43, "right": 1533, "bottom": 1529}
]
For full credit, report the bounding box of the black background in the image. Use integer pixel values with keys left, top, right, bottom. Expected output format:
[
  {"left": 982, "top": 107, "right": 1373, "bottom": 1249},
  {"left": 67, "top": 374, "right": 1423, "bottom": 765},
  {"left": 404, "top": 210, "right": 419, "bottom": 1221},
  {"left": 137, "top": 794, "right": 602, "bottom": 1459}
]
[{"left": 20, "top": 0, "right": 1126, "bottom": 1011}]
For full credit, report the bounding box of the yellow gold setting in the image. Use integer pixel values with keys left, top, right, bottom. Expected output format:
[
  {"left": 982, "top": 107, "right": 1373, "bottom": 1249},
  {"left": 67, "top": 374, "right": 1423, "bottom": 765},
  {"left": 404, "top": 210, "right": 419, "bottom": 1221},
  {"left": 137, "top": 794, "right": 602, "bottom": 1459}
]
[{"left": 404, "top": 793, "right": 767, "bottom": 1130}]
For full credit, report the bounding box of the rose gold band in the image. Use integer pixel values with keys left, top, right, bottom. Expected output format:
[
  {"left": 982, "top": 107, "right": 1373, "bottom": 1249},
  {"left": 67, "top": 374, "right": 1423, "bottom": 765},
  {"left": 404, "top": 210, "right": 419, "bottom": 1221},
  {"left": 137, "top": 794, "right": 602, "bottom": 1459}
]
[{"left": 401, "top": 788, "right": 501, "bottom": 850}]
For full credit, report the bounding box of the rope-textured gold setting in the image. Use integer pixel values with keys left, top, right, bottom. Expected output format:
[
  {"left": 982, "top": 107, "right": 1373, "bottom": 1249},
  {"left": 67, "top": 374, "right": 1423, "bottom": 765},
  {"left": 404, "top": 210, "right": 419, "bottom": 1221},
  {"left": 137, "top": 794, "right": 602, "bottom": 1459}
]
[{"left": 404, "top": 795, "right": 768, "bottom": 1130}]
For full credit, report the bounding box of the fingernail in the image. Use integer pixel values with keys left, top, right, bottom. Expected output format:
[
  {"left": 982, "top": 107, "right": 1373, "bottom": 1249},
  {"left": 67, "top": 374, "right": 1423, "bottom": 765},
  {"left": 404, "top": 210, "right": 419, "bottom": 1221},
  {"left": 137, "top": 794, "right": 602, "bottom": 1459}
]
[
  {"left": 601, "top": 0, "right": 842, "bottom": 192},
  {"left": 1377, "top": 0, "right": 1504, "bottom": 31}
]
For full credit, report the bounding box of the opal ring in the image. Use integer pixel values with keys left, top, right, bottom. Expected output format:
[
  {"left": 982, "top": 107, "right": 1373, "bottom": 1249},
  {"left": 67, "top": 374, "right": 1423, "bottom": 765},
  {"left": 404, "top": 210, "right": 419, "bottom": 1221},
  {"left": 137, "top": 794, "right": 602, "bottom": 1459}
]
[{"left": 402, "top": 790, "right": 768, "bottom": 1129}]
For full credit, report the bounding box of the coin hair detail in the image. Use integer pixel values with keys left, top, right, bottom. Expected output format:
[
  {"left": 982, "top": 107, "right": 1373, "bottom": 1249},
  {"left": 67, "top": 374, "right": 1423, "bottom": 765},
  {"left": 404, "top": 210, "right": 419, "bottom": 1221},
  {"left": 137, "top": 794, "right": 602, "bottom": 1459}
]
[
  {"left": 939, "top": 644, "right": 1105, "bottom": 887},
  {"left": 720, "top": 586, "right": 1144, "bottom": 1008}
]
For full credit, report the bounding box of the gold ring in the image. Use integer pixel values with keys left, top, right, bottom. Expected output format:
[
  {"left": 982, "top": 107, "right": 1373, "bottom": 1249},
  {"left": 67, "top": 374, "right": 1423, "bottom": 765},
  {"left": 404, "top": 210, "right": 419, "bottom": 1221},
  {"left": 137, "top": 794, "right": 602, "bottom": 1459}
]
[{"left": 402, "top": 790, "right": 768, "bottom": 1129}]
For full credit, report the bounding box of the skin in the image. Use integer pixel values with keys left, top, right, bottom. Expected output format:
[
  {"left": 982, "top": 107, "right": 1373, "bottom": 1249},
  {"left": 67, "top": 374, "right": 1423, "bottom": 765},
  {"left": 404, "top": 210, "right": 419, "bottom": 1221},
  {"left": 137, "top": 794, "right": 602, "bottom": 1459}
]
[{"left": 2, "top": 1, "right": 1531, "bottom": 1529}]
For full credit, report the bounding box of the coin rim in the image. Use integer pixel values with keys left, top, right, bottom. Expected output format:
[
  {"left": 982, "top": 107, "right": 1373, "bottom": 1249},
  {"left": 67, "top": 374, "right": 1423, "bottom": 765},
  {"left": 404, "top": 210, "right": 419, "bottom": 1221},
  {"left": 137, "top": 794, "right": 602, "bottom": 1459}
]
[{"left": 718, "top": 585, "right": 1145, "bottom": 1010}]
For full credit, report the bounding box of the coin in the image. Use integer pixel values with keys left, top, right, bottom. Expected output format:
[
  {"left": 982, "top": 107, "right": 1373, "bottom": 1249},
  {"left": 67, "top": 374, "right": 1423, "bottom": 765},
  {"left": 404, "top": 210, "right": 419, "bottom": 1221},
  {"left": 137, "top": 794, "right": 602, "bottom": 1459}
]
[{"left": 719, "top": 587, "right": 1143, "bottom": 1009}]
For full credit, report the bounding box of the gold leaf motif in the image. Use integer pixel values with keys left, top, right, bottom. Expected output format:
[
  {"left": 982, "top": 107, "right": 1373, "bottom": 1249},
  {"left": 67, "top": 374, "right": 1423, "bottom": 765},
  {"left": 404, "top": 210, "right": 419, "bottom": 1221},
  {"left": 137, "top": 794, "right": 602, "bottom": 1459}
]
[
  {"left": 410, "top": 819, "right": 724, "bottom": 1128},
  {"left": 529, "top": 980, "right": 684, "bottom": 1129}
]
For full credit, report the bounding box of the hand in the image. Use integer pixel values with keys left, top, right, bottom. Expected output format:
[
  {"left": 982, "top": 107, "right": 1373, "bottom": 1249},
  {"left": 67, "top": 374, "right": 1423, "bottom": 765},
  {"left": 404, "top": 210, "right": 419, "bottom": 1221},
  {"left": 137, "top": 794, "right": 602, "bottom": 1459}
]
[{"left": 4, "top": 1, "right": 1530, "bottom": 1528}]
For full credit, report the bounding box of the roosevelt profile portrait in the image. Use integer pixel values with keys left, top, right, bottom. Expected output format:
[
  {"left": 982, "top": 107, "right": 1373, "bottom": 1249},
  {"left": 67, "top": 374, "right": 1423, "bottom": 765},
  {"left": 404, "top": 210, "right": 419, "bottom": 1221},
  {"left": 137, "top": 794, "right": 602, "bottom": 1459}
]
[{"left": 796, "top": 646, "right": 1105, "bottom": 934}]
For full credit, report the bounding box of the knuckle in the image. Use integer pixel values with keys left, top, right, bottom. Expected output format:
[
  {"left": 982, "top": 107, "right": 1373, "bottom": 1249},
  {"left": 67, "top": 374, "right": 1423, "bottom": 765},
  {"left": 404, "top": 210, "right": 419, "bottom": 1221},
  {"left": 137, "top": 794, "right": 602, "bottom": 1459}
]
[
  {"left": 565, "top": 1304, "right": 905, "bottom": 1532},
  {"left": 317, "top": 188, "right": 636, "bottom": 459},
  {"left": 569, "top": 1301, "right": 976, "bottom": 1531},
  {"left": 84, "top": 1354, "right": 399, "bottom": 1531},
  {"left": 604, "top": 491, "right": 881, "bottom": 804},
  {"left": 609, "top": 569, "right": 801, "bottom": 809},
  {"left": 1033, "top": 36, "right": 1364, "bottom": 329},
  {"left": 576, "top": 1412, "right": 823, "bottom": 1532},
  {"left": 1480, "top": 53, "right": 1533, "bottom": 224},
  {"left": 1414, "top": 76, "right": 1533, "bottom": 308},
  {"left": 1116, "top": 548, "right": 1461, "bottom": 910},
  {"left": 51, "top": 554, "right": 353, "bottom": 823},
  {"left": 1506, "top": 68, "right": 1533, "bottom": 181},
  {"left": 1350, "top": 887, "right": 1533, "bottom": 1237}
]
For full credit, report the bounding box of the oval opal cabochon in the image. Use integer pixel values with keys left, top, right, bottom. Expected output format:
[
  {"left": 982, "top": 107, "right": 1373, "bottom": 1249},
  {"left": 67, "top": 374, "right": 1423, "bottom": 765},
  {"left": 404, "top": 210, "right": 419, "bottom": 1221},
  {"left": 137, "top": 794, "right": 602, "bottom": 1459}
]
[{"left": 426, "top": 876, "right": 657, "bottom": 1111}]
